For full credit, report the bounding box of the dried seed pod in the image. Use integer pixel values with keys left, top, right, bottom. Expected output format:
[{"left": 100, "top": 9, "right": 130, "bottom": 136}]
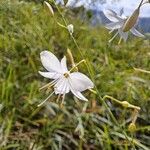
[{"left": 122, "top": 8, "right": 140, "bottom": 32}]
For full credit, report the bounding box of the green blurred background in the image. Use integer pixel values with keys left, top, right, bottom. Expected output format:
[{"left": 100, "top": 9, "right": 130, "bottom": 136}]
[{"left": 0, "top": 0, "right": 150, "bottom": 149}]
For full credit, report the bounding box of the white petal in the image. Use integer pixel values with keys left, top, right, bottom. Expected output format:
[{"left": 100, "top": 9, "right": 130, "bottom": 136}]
[
  {"left": 105, "top": 21, "right": 124, "bottom": 30},
  {"left": 103, "top": 9, "right": 123, "bottom": 22},
  {"left": 69, "top": 72, "right": 94, "bottom": 92},
  {"left": 40, "top": 51, "right": 62, "bottom": 73},
  {"left": 39, "top": 71, "right": 61, "bottom": 79},
  {"left": 71, "top": 89, "right": 88, "bottom": 101},
  {"left": 130, "top": 28, "right": 145, "bottom": 38},
  {"left": 61, "top": 56, "right": 68, "bottom": 73},
  {"left": 118, "top": 29, "right": 128, "bottom": 41},
  {"left": 54, "top": 78, "right": 70, "bottom": 94}
]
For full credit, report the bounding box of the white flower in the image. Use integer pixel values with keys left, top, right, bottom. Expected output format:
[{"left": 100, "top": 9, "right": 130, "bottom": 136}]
[
  {"left": 67, "top": 24, "right": 74, "bottom": 34},
  {"left": 38, "top": 51, "right": 94, "bottom": 106},
  {"left": 103, "top": 9, "right": 144, "bottom": 42}
]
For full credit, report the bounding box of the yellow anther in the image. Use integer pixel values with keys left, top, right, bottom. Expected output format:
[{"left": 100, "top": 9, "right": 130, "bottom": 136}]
[{"left": 64, "top": 73, "right": 69, "bottom": 78}]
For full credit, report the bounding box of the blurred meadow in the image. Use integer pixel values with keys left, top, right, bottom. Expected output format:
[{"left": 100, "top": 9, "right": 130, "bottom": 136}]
[{"left": 0, "top": 0, "right": 150, "bottom": 149}]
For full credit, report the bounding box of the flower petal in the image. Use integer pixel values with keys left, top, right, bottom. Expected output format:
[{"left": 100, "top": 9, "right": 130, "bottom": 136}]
[
  {"left": 54, "top": 78, "right": 70, "bottom": 94},
  {"left": 40, "top": 51, "right": 62, "bottom": 73},
  {"left": 130, "top": 28, "right": 145, "bottom": 38},
  {"left": 71, "top": 89, "right": 88, "bottom": 101},
  {"left": 105, "top": 21, "right": 124, "bottom": 30},
  {"left": 39, "top": 71, "right": 61, "bottom": 79},
  {"left": 61, "top": 56, "right": 68, "bottom": 73},
  {"left": 103, "top": 9, "right": 123, "bottom": 22},
  {"left": 69, "top": 72, "right": 94, "bottom": 92},
  {"left": 118, "top": 29, "right": 128, "bottom": 41}
]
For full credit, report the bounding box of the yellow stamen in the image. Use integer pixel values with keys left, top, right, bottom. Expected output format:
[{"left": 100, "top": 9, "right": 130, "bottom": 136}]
[
  {"left": 64, "top": 73, "right": 69, "bottom": 78},
  {"left": 39, "top": 82, "right": 53, "bottom": 91},
  {"left": 38, "top": 92, "right": 54, "bottom": 107},
  {"left": 118, "top": 37, "right": 122, "bottom": 45},
  {"left": 56, "top": 94, "right": 61, "bottom": 103},
  {"left": 69, "top": 59, "right": 86, "bottom": 73},
  {"left": 109, "top": 32, "right": 118, "bottom": 43}
]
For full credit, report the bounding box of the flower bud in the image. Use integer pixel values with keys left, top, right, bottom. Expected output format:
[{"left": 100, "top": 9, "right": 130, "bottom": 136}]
[
  {"left": 44, "top": 1, "right": 54, "bottom": 16},
  {"left": 122, "top": 8, "right": 140, "bottom": 32},
  {"left": 67, "top": 24, "right": 74, "bottom": 34},
  {"left": 121, "top": 101, "right": 130, "bottom": 108},
  {"left": 128, "top": 123, "right": 136, "bottom": 132}
]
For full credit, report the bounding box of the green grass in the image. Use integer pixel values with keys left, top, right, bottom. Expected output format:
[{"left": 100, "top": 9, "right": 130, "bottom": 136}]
[{"left": 0, "top": 0, "right": 150, "bottom": 149}]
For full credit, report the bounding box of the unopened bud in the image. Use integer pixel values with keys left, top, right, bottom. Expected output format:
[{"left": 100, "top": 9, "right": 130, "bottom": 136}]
[
  {"left": 128, "top": 123, "right": 136, "bottom": 132},
  {"left": 67, "top": 24, "right": 74, "bottom": 34},
  {"left": 122, "top": 8, "right": 140, "bottom": 32},
  {"left": 44, "top": 1, "right": 54, "bottom": 16},
  {"left": 121, "top": 101, "right": 130, "bottom": 108}
]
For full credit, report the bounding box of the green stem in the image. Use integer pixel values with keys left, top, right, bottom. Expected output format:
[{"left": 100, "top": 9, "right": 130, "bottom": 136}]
[
  {"left": 134, "top": 67, "right": 150, "bottom": 74},
  {"left": 138, "top": 0, "right": 144, "bottom": 9}
]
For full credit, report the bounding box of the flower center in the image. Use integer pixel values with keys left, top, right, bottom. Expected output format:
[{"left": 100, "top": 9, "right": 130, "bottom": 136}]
[{"left": 64, "top": 73, "right": 69, "bottom": 78}]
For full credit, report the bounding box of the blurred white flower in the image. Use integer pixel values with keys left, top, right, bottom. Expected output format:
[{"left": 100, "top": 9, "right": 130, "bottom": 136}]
[
  {"left": 67, "top": 24, "right": 74, "bottom": 34},
  {"left": 103, "top": 9, "right": 144, "bottom": 42},
  {"left": 38, "top": 51, "right": 94, "bottom": 106}
]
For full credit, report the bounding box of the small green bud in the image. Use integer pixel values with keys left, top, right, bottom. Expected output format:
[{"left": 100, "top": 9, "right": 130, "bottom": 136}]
[
  {"left": 128, "top": 123, "right": 136, "bottom": 132},
  {"left": 121, "top": 101, "right": 130, "bottom": 108}
]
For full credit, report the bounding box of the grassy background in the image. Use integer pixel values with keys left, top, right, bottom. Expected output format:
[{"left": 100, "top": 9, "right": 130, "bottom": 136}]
[{"left": 0, "top": 0, "right": 150, "bottom": 149}]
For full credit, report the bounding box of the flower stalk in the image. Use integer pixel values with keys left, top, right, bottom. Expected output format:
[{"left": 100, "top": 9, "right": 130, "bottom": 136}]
[
  {"left": 134, "top": 67, "right": 150, "bottom": 74},
  {"left": 102, "top": 95, "right": 141, "bottom": 111}
]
